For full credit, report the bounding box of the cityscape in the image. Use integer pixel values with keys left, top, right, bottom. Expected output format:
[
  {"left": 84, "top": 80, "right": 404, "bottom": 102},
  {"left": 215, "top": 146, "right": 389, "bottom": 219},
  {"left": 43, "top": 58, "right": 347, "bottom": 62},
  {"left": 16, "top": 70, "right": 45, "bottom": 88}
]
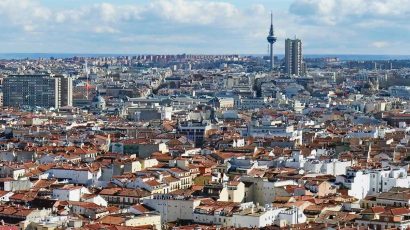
[{"left": 1, "top": 0, "right": 410, "bottom": 230}]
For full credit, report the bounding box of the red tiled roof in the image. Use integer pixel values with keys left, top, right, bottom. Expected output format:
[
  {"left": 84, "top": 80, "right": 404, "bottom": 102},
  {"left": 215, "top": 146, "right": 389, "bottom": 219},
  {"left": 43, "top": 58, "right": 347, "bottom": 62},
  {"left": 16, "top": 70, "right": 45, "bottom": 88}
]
[
  {"left": 145, "top": 179, "right": 161, "bottom": 187},
  {"left": 131, "top": 204, "right": 152, "bottom": 213},
  {"left": 389, "top": 207, "right": 410, "bottom": 216}
]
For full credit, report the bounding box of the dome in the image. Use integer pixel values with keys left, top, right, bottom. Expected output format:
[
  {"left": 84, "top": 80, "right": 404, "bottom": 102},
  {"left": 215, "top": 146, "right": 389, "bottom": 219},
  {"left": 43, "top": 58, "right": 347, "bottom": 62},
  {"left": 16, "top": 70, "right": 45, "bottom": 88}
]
[
  {"left": 91, "top": 94, "right": 106, "bottom": 110},
  {"left": 92, "top": 95, "right": 105, "bottom": 103}
]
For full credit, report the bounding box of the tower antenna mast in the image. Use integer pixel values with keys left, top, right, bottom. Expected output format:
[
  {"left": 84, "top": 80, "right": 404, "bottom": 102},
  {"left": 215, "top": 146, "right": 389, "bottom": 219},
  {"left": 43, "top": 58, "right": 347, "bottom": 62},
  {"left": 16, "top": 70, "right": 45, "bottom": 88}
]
[{"left": 266, "top": 11, "right": 277, "bottom": 70}]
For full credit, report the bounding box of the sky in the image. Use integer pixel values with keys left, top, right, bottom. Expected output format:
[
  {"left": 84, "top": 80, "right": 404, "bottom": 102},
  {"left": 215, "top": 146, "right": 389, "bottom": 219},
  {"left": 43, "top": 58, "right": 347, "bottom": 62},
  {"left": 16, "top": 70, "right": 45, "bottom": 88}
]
[{"left": 0, "top": 0, "right": 409, "bottom": 55}]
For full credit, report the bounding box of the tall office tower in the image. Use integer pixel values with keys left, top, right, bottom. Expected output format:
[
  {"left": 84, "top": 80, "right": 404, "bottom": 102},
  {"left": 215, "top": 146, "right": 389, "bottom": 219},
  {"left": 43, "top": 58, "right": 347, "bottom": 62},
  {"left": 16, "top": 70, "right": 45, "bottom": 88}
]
[
  {"left": 285, "top": 38, "right": 303, "bottom": 76},
  {"left": 56, "top": 75, "right": 73, "bottom": 107},
  {"left": 266, "top": 12, "right": 277, "bottom": 70},
  {"left": 3, "top": 74, "right": 73, "bottom": 108}
]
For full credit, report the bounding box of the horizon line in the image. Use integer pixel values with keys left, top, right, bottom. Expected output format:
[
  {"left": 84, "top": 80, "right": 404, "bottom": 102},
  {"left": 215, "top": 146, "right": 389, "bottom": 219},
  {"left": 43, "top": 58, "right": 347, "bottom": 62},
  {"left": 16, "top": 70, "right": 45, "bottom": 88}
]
[{"left": 1, "top": 52, "right": 410, "bottom": 57}]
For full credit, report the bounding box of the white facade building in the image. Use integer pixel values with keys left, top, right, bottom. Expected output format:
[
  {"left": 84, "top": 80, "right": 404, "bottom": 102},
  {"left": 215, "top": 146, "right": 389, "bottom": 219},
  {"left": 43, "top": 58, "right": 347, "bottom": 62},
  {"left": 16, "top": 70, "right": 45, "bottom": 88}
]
[
  {"left": 194, "top": 203, "right": 306, "bottom": 228},
  {"left": 47, "top": 167, "right": 101, "bottom": 186},
  {"left": 241, "top": 177, "right": 298, "bottom": 205},
  {"left": 52, "top": 186, "right": 90, "bottom": 201},
  {"left": 304, "top": 159, "right": 352, "bottom": 176},
  {"left": 143, "top": 194, "right": 202, "bottom": 223},
  {"left": 339, "top": 167, "right": 410, "bottom": 200},
  {"left": 232, "top": 205, "right": 285, "bottom": 228}
]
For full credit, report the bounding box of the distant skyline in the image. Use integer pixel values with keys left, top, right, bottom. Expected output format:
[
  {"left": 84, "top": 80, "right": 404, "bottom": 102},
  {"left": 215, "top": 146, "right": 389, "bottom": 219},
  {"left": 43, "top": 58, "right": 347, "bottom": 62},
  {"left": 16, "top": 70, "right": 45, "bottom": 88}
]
[{"left": 0, "top": 0, "right": 409, "bottom": 55}]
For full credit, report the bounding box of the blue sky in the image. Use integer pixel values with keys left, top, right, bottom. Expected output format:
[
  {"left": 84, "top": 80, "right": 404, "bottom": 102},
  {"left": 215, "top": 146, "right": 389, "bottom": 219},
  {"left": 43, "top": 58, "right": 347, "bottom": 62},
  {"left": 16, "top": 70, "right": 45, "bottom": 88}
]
[{"left": 0, "top": 0, "right": 408, "bottom": 55}]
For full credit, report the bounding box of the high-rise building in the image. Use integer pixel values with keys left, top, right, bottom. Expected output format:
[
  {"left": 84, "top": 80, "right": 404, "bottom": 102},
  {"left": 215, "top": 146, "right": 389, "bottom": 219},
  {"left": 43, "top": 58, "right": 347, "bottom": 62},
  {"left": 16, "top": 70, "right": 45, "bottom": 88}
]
[
  {"left": 3, "top": 74, "right": 73, "bottom": 108},
  {"left": 57, "top": 75, "right": 73, "bottom": 107},
  {"left": 266, "top": 12, "right": 277, "bottom": 70},
  {"left": 285, "top": 38, "right": 303, "bottom": 76}
]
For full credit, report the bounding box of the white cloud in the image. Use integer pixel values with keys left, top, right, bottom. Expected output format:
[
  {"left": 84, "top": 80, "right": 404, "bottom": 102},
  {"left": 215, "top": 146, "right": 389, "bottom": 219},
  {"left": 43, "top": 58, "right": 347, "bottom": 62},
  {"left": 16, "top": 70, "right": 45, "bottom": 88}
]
[
  {"left": 99, "top": 3, "right": 117, "bottom": 22},
  {"left": 147, "top": 0, "right": 243, "bottom": 27},
  {"left": 23, "top": 24, "right": 36, "bottom": 32},
  {"left": 290, "top": 0, "right": 410, "bottom": 25},
  {"left": 0, "top": 0, "right": 51, "bottom": 31},
  {"left": 22, "top": 0, "right": 268, "bottom": 53},
  {"left": 0, "top": 0, "right": 406, "bottom": 54},
  {"left": 371, "top": 41, "right": 389, "bottom": 48},
  {"left": 54, "top": 7, "right": 89, "bottom": 24},
  {"left": 93, "top": 26, "right": 119, "bottom": 34},
  {"left": 0, "top": 0, "right": 250, "bottom": 33},
  {"left": 118, "top": 34, "right": 201, "bottom": 44}
]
